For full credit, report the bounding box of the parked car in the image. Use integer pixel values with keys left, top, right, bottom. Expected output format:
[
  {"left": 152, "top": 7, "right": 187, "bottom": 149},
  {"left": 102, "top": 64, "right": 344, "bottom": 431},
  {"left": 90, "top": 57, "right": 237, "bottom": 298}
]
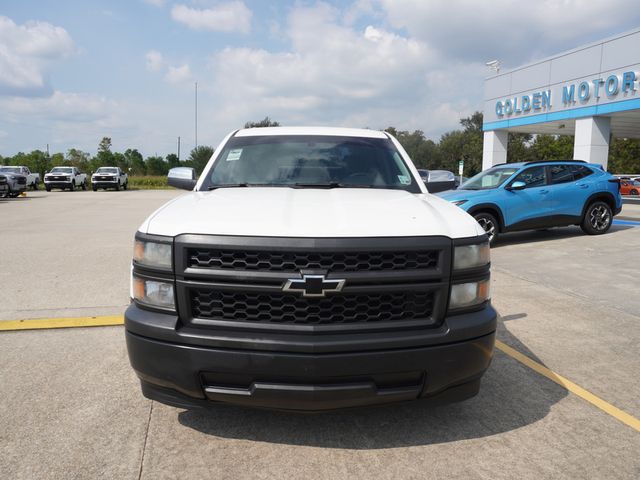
[
  {"left": 0, "top": 166, "right": 40, "bottom": 189},
  {"left": 91, "top": 166, "right": 128, "bottom": 191},
  {"left": 125, "top": 126, "right": 496, "bottom": 412},
  {"left": 44, "top": 166, "right": 87, "bottom": 191},
  {"left": 0, "top": 167, "right": 28, "bottom": 197},
  {"left": 620, "top": 179, "right": 640, "bottom": 195},
  {"left": 438, "top": 160, "right": 622, "bottom": 243},
  {"left": 0, "top": 173, "right": 9, "bottom": 197}
]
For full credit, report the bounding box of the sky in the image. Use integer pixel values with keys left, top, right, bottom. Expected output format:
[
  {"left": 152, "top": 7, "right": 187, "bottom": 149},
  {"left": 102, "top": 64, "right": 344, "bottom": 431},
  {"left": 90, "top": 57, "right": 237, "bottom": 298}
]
[{"left": 1, "top": 0, "right": 640, "bottom": 158}]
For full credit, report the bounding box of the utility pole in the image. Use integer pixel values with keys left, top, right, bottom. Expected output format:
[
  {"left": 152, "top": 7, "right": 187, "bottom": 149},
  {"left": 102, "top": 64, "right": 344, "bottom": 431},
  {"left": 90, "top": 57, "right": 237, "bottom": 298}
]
[
  {"left": 177, "top": 136, "right": 181, "bottom": 161},
  {"left": 194, "top": 81, "right": 198, "bottom": 151}
]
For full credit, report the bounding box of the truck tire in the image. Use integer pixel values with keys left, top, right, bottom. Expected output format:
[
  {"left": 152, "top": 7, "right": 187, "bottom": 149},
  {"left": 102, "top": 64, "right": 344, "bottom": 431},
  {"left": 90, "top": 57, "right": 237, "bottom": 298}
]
[
  {"left": 123, "top": 181, "right": 128, "bottom": 190},
  {"left": 115, "top": 182, "right": 121, "bottom": 191},
  {"left": 69, "top": 181, "right": 75, "bottom": 191},
  {"left": 581, "top": 201, "right": 612, "bottom": 235},
  {"left": 473, "top": 212, "right": 499, "bottom": 244},
  {"left": 631, "top": 189, "right": 638, "bottom": 195},
  {"left": 92, "top": 185, "right": 98, "bottom": 192},
  {"left": 45, "top": 185, "right": 51, "bottom": 192},
  {"left": 81, "top": 181, "right": 87, "bottom": 191},
  {"left": 32, "top": 182, "right": 39, "bottom": 191}
]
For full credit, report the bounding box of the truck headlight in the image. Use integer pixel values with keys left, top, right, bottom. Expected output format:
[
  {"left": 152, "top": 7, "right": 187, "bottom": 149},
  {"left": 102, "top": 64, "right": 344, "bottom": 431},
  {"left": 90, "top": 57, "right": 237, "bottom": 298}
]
[
  {"left": 133, "top": 238, "right": 172, "bottom": 269},
  {"left": 453, "top": 241, "right": 490, "bottom": 270},
  {"left": 449, "top": 279, "right": 491, "bottom": 309},
  {"left": 132, "top": 276, "right": 175, "bottom": 310}
]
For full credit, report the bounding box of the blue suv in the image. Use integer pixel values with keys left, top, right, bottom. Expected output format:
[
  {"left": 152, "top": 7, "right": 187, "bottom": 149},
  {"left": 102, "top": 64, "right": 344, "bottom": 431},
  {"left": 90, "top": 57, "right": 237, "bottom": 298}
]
[{"left": 438, "top": 160, "right": 622, "bottom": 243}]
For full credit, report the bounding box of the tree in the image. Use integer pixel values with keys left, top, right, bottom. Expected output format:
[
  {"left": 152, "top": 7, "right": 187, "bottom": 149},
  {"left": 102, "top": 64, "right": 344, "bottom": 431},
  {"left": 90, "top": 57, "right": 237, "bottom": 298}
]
[
  {"left": 66, "top": 148, "right": 90, "bottom": 172},
  {"left": 93, "top": 137, "right": 114, "bottom": 170},
  {"left": 145, "top": 155, "right": 168, "bottom": 176},
  {"left": 124, "top": 149, "right": 145, "bottom": 175},
  {"left": 188, "top": 146, "right": 214, "bottom": 175},
  {"left": 166, "top": 153, "right": 180, "bottom": 169},
  {"left": 98, "top": 137, "right": 112, "bottom": 153},
  {"left": 609, "top": 137, "right": 640, "bottom": 173},
  {"left": 244, "top": 117, "right": 280, "bottom": 128}
]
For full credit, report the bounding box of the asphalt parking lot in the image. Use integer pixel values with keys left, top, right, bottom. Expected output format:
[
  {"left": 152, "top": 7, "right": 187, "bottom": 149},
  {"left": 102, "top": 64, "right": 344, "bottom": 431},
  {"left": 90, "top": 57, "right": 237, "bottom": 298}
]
[{"left": 1, "top": 190, "right": 639, "bottom": 479}]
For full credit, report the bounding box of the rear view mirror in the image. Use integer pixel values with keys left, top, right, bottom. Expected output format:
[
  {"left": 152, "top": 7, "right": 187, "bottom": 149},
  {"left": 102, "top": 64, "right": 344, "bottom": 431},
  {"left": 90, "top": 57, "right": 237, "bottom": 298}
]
[
  {"left": 168, "top": 167, "right": 197, "bottom": 190},
  {"left": 507, "top": 181, "right": 527, "bottom": 191}
]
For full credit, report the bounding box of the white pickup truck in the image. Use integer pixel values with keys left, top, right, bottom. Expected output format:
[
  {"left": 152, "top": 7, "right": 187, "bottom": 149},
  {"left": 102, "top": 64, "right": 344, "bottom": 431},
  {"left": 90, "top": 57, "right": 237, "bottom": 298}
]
[
  {"left": 125, "top": 126, "right": 497, "bottom": 412},
  {"left": 44, "top": 166, "right": 87, "bottom": 191},
  {"left": 91, "top": 166, "right": 128, "bottom": 191},
  {"left": 0, "top": 165, "right": 40, "bottom": 190}
]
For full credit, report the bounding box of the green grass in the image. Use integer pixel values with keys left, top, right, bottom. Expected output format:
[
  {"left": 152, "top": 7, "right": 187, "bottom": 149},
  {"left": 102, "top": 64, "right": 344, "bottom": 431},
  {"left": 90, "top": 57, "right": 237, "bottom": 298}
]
[{"left": 126, "top": 176, "right": 172, "bottom": 189}]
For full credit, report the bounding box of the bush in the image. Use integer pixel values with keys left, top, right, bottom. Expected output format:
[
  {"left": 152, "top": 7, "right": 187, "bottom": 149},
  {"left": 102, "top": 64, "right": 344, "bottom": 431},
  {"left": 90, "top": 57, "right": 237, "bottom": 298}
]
[{"left": 127, "top": 176, "right": 170, "bottom": 189}]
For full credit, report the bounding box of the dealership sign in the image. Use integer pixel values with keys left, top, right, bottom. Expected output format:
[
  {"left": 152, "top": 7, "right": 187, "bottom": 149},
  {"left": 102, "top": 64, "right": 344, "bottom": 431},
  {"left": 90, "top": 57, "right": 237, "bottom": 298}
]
[{"left": 495, "top": 70, "right": 639, "bottom": 117}]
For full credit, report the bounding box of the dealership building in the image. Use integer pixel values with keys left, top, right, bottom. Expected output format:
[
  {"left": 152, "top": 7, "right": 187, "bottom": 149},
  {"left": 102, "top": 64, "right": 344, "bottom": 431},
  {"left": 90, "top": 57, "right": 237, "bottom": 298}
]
[{"left": 482, "top": 28, "right": 640, "bottom": 171}]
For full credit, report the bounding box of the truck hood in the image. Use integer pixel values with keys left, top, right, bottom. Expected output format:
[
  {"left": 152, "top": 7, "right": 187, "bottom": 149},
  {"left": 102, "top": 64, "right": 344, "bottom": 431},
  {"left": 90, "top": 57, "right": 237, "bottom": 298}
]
[{"left": 141, "top": 188, "right": 484, "bottom": 239}]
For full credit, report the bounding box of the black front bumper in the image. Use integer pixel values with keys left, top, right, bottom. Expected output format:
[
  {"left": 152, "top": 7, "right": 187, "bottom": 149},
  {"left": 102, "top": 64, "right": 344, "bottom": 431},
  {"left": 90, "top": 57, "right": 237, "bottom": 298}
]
[
  {"left": 45, "top": 181, "right": 73, "bottom": 188},
  {"left": 125, "top": 303, "right": 496, "bottom": 411},
  {"left": 93, "top": 181, "right": 119, "bottom": 188}
]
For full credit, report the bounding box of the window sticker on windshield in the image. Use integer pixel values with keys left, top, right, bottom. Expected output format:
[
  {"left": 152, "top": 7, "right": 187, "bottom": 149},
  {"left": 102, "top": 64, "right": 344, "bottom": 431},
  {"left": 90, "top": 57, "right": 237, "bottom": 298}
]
[
  {"left": 226, "top": 149, "right": 242, "bottom": 161},
  {"left": 398, "top": 175, "right": 411, "bottom": 185}
]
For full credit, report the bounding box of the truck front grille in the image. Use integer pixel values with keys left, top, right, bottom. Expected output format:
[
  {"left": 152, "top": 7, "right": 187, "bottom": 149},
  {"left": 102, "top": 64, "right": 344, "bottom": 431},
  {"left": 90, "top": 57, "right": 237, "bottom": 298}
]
[
  {"left": 187, "top": 248, "right": 438, "bottom": 273},
  {"left": 175, "top": 235, "right": 451, "bottom": 333},
  {"left": 190, "top": 289, "right": 434, "bottom": 325},
  {"left": 17, "top": 177, "right": 27, "bottom": 185}
]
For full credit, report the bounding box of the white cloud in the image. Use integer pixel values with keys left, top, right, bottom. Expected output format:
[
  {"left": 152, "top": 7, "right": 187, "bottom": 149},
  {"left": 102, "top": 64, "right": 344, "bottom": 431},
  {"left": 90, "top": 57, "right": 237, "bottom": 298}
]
[
  {"left": 165, "top": 64, "right": 193, "bottom": 84},
  {"left": 171, "top": 2, "right": 252, "bottom": 33},
  {"left": 143, "top": 0, "right": 165, "bottom": 7},
  {"left": 145, "top": 50, "right": 165, "bottom": 72},
  {"left": 377, "top": 0, "right": 640, "bottom": 66},
  {"left": 0, "top": 16, "right": 75, "bottom": 94},
  {"left": 207, "top": 3, "right": 451, "bottom": 136}
]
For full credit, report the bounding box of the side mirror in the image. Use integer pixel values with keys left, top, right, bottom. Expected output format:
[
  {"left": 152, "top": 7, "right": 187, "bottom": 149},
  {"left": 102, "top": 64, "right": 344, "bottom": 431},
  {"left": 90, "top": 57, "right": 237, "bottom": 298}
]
[
  {"left": 168, "top": 167, "right": 197, "bottom": 190},
  {"left": 507, "top": 181, "right": 527, "bottom": 191}
]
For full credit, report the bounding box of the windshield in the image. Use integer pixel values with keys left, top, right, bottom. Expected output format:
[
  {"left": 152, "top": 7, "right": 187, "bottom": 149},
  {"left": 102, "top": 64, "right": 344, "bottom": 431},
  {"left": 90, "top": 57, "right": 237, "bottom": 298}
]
[
  {"left": 459, "top": 167, "right": 519, "bottom": 190},
  {"left": 202, "top": 135, "right": 421, "bottom": 193},
  {"left": 96, "top": 168, "right": 117, "bottom": 174},
  {"left": 51, "top": 167, "right": 73, "bottom": 174},
  {"left": 0, "top": 166, "right": 20, "bottom": 173}
]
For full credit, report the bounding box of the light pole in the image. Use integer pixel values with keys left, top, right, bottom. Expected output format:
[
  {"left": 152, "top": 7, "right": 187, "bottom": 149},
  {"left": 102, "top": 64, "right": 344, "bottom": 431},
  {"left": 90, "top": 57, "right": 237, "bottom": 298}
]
[{"left": 194, "top": 82, "right": 198, "bottom": 151}]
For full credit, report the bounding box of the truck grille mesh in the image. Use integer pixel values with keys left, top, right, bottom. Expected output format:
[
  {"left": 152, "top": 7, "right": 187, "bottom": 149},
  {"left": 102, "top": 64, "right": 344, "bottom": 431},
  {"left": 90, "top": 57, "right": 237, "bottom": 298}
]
[
  {"left": 190, "top": 290, "right": 434, "bottom": 325},
  {"left": 187, "top": 249, "right": 438, "bottom": 273}
]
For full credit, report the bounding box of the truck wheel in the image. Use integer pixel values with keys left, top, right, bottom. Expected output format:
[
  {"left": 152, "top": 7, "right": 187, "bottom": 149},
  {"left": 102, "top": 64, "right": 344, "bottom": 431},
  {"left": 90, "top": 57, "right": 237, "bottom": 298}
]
[
  {"left": 45, "top": 185, "right": 51, "bottom": 192},
  {"left": 631, "top": 189, "right": 638, "bottom": 195},
  {"left": 581, "top": 201, "right": 612, "bottom": 235},
  {"left": 69, "top": 181, "right": 75, "bottom": 191},
  {"left": 115, "top": 182, "right": 121, "bottom": 191},
  {"left": 123, "top": 181, "right": 128, "bottom": 190},
  {"left": 32, "top": 182, "right": 38, "bottom": 191},
  {"left": 81, "top": 181, "right": 87, "bottom": 191},
  {"left": 473, "top": 212, "right": 499, "bottom": 244},
  {"left": 92, "top": 185, "right": 97, "bottom": 192}
]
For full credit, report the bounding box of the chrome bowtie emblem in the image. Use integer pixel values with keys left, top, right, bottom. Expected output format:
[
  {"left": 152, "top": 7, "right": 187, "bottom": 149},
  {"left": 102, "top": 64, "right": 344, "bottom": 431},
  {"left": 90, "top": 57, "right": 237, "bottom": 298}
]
[{"left": 283, "top": 275, "right": 345, "bottom": 298}]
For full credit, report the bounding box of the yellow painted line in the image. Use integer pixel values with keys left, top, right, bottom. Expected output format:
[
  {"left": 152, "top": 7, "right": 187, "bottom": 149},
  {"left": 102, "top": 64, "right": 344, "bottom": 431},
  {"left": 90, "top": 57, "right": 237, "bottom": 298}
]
[
  {"left": 495, "top": 339, "right": 640, "bottom": 433},
  {"left": 0, "top": 315, "right": 124, "bottom": 331}
]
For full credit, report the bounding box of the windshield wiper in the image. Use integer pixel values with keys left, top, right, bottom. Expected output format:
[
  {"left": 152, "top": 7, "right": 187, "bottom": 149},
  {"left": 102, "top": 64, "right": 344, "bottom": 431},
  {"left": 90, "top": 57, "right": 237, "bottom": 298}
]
[
  {"left": 207, "top": 183, "right": 251, "bottom": 190},
  {"left": 291, "top": 182, "right": 378, "bottom": 189}
]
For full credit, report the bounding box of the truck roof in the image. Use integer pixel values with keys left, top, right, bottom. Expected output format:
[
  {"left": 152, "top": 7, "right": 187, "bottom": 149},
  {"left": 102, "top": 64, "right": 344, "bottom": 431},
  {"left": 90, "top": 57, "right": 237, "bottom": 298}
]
[{"left": 234, "top": 126, "right": 388, "bottom": 139}]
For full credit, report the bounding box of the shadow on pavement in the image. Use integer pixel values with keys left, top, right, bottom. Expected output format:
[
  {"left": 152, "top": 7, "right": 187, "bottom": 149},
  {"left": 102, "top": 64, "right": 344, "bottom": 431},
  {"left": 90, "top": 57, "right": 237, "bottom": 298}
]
[
  {"left": 177, "top": 312, "right": 568, "bottom": 448},
  {"left": 492, "top": 225, "right": 632, "bottom": 247}
]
